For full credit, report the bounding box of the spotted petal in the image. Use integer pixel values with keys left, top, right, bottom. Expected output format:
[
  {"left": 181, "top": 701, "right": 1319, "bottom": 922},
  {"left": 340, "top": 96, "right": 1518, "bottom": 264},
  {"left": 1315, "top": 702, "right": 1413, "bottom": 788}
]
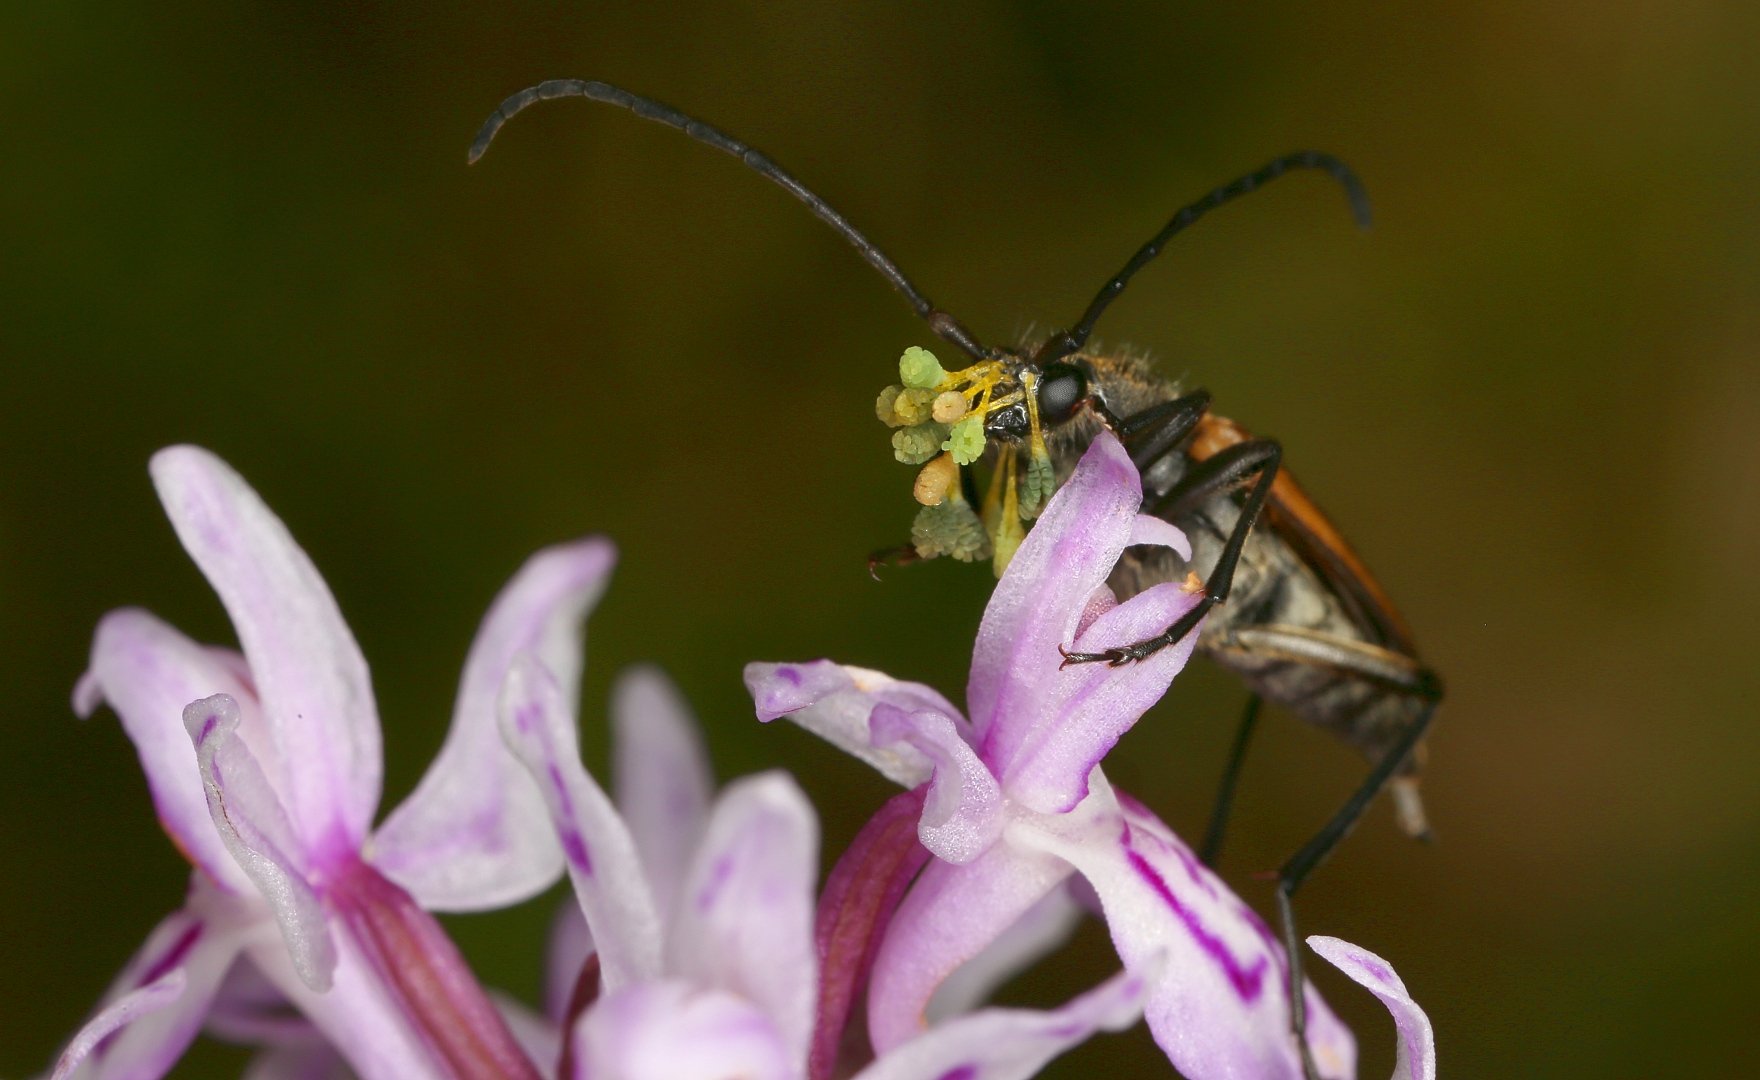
[
  {"left": 151, "top": 446, "right": 381, "bottom": 851},
  {"left": 666, "top": 773, "right": 819, "bottom": 1068},
  {"left": 745, "top": 660, "right": 961, "bottom": 787},
  {"left": 374, "top": 538, "right": 616, "bottom": 911},
  {"left": 499, "top": 654, "right": 663, "bottom": 990}
]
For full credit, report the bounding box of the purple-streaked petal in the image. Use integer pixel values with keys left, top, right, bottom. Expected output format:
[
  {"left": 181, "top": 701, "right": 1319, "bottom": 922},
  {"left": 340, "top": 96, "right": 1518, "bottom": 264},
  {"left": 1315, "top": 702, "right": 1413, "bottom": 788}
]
[
  {"left": 612, "top": 664, "right": 713, "bottom": 910},
  {"left": 667, "top": 772, "right": 819, "bottom": 1066},
  {"left": 151, "top": 446, "right": 381, "bottom": 852},
  {"left": 52, "top": 902, "right": 246, "bottom": 1080},
  {"left": 1018, "top": 783, "right": 1355, "bottom": 1080},
  {"left": 968, "top": 433, "right": 1143, "bottom": 769},
  {"left": 926, "top": 881, "right": 1082, "bottom": 1022},
  {"left": 566, "top": 982, "right": 792, "bottom": 1080},
  {"left": 869, "top": 704, "right": 1001, "bottom": 865},
  {"left": 1309, "top": 936, "right": 1435, "bottom": 1080},
  {"left": 489, "top": 991, "right": 561, "bottom": 1079},
  {"left": 498, "top": 654, "right": 663, "bottom": 988},
  {"left": 184, "top": 695, "right": 336, "bottom": 992},
  {"left": 324, "top": 858, "right": 541, "bottom": 1080},
  {"left": 866, "top": 840, "right": 1073, "bottom": 1053},
  {"left": 744, "top": 660, "right": 961, "bottom": 787},
  {"left": 811, "top": 788, "right": 930, "bottom": 1080},
  {"left": 76, "top": 608, "right": 263, "bottom": 892},
  {"left": 373, "top": 538, "right": 616, "bottom": 912},
  {"left": 243, "top": 920, "right": 453, "bottom": 1080},
  {"left": 240, "top": 1044, "right": 349, "bottom": 1080},
  {"left": 853, "top": 965, "right": 1149, "bottom": 1080},
  {"left": 999, "top": 581, "right": 1204, "bottom": 813},
  {"left": 544, "top": 901, "right": 596, "bottom": 1023},
  {"left": 51, "top": 969, "right": 187, "bottom": 1080}
]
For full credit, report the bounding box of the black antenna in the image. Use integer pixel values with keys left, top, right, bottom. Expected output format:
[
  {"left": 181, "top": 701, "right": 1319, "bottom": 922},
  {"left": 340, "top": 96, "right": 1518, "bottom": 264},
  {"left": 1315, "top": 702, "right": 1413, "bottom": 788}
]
[
  {"left": 470, "top": 80, "right": 991, "bottom": 361},
  {"left": 1035, "top": 151, "right": 1371, "bottom": 365}
]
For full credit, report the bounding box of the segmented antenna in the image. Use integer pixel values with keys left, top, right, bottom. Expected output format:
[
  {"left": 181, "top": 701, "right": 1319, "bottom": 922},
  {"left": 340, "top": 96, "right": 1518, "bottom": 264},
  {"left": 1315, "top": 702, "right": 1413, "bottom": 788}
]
[
  {"left": 1036, "top": 151, "right": 1372, "bottom": 365},
  {"left": 469, "top": 80, "right": 991, "bottom": 360}
]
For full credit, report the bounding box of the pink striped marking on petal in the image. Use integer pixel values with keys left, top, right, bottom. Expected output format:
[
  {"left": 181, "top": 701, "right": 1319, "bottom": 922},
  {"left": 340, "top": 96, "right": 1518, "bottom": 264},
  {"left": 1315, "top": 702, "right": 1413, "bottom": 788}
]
[{"left": 498, "top": 654, "right": 662, "bottom": 990}]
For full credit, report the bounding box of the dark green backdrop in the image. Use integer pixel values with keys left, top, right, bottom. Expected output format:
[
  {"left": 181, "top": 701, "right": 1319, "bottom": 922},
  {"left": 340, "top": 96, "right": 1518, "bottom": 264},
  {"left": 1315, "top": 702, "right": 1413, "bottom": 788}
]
[{"left": 5, "top": 3, "right": 1757, "bottom": 1077}]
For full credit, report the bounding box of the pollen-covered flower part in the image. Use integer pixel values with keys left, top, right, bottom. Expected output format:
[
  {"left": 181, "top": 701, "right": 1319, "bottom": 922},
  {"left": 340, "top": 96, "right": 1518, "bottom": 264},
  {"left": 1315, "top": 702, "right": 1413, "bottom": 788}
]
[
  {"left": 875, "top": 346, "right": 1066, "bottom": 575},
  {"left": 751, "top": 431, "right": 1437, "bottom": 1080}
]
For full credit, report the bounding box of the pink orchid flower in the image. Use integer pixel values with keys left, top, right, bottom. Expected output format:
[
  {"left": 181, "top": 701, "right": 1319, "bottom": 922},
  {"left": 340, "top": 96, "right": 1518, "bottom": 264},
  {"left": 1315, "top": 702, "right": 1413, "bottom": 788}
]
[
  {"left": 747, "top": 431, "right": 1435, "bottom": 1080},
  {"left": 498, "top": 648, "right": 1155, "bottom": 1080},
  {"left": 52, "top": 445, "right": 616, "bottom": 1080}
]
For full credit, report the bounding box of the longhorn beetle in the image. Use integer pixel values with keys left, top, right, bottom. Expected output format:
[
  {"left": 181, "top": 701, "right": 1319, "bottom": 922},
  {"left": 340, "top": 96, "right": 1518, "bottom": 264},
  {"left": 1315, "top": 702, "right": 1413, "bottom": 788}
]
[{"left": 470, "top": 80, "right": 1443, "bottom": 1078}]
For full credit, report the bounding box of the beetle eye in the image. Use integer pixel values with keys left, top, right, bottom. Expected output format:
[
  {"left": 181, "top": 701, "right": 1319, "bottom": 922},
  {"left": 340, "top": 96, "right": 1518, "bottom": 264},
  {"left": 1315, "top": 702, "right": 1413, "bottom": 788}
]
[{"left": 1036, "top": 362, "right": 1088, "bottom": 425}]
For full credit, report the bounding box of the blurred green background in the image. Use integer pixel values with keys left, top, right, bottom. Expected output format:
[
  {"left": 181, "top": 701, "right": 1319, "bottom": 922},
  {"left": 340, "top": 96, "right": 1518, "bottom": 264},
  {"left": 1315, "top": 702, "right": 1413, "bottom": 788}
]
[{"left": 4, "top": 2, "right": 1757, "bottom": 1076}]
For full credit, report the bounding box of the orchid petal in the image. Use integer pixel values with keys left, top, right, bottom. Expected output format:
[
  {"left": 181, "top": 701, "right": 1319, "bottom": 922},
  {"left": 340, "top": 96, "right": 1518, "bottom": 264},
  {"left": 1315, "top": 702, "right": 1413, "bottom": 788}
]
[
  {"left": 184, "top": 695, "right": 336, "bottom": 992},
  {"left": 51, "top": 969, "right": 187, "bottom": 1080},
  {"left": 667, "top": 772, "right": 819, "bottom": 1067},
  {"left": 969, "top": 434, "right": 1143, "bottom": 770},
  {"left": 53, "top": 905, "right": 244, "bottom": 1080},
  {"left": 239, "top": 1044, "right": 349, "bottom": 1080},
  {"left": 243, "top": 921, "right": 452, "bottom": 1080},
  {"left": 374, "top": 538, "right": 616, "bottom": 911},
  {"left": 811, "top": 788, "right": 931, "bottom": 1080},
  {"left": 1017, "top": 783, "right": 1356, "bottom": 1080},
  {"left": 204, "top": 960, "right": 321, "bottom": 1047},
  {"left": 151, "top": 446, "right": 380, "bottom": 851},
  {"left": 489, "top": 991, "right": 562, "bottom": 1080},
  {"left": 77, "top": 608, "right": 262, "bottom": 892},
  {"left": 1309, "top": 936, "right": 1436, "bottom": 1080},
  {"left": 854, "top": 965, "right": 1150, "bottom": 1080},
  {"left": 567, "top": 982, "right": 792, "bottom": 1080},
  {"left": 612, "top": 665, "right": 713, "bottom": 910},
  {"left": 745, "top": 660, "right": 961, "bottom": 787},
  {"left": 544, "top": 901, "right": 596, "bottom": 1023},
  {"left": 1001, "top": 581, "right": 1204, "bottom": 813},
  {"left": 869, "top": 704, "right": 1001, "bottom": 865},
  {"left": 1128, "top": 512, "right": 1193, "bottom": 560},
  {"left": 498, "top": 654, "right": 663, "bottom": 988},
  {"left": 926, "top": 881, "right": 1082, "bottom": 1022},
  {"left": 324, "top": 859, "right": 541, "bottom": 1080},
  {"left": 867, "top": 840, "right": 1073, "bottom": 1053}
]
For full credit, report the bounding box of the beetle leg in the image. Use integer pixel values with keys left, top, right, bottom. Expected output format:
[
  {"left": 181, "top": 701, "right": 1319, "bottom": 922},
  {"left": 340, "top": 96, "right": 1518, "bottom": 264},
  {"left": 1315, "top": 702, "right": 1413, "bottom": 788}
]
[
  {"left": 1197, "top": 692, "right": 1262, "bottom": 867},
  {"left": 1275, "top": 693, "right": 1440, "bottom": 1080},
  {"left": 1060, "top": 437, "right": 1281, "bottom": 666},
  {"left": 1114, "top": 389, "right": 1212, "bottom": 472},
  {"left": 866, "top": 543, "right": 924, "bottom": 580}
]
